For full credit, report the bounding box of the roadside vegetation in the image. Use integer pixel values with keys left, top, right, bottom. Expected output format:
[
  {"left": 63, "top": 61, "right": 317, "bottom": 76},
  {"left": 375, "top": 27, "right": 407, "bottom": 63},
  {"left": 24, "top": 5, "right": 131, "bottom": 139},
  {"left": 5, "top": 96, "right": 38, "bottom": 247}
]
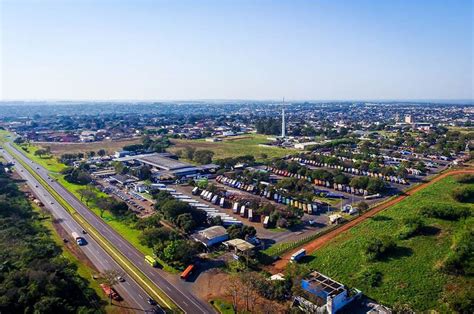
[
  {"left": 305, "top": 175, "right": 474, "bottom": 312},
  {"left": 0, "top": 164, "right": 102, "bottom": 313}
]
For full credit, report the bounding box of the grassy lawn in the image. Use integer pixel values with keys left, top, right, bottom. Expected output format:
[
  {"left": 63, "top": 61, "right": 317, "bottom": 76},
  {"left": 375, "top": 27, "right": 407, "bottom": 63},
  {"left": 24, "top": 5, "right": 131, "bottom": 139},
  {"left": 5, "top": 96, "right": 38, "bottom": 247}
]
[
  {"left": 305, "top": 175, "right": 474, "bottom": 311},
  {"left": 169, "top": 134, "right": 299, "bottom": 162},
  {"left": 210, "top": 299, "right": 234, "bottom": 314},
  {"left": 15, "top": 143, "right": 67, "bottom": 173}
]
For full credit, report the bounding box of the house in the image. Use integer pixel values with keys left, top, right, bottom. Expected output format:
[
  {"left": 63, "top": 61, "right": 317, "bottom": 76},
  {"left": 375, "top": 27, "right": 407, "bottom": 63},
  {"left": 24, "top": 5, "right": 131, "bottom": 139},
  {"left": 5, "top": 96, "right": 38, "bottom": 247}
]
[
  {"left": 297, "top": 271, "right": 361, "bottom": 314},
  {"left": 223, "top": 238, "right": 255, "bottom": 255},
  {"left": 193, "top": 226, "right": 229, "bottom": 247}
]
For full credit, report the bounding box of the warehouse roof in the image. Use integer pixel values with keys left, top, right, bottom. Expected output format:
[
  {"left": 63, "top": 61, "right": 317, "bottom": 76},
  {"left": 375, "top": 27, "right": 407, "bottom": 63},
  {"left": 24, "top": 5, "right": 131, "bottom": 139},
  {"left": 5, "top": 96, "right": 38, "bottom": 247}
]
[
  {"left": 199, "top": 226, "right": 227, "bottom": 239},
  {"left": 223, "top": 238, "right": 255, "bottom": 252},
  {"left": 137, "top": 154, "right": 192, "bottom": 171}
]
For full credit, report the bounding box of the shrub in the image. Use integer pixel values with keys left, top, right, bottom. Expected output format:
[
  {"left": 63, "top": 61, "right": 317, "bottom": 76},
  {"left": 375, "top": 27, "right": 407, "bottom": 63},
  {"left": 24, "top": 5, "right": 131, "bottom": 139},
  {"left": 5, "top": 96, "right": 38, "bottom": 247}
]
[
  {"left": 397, "top": 217, "right": 425, "bottom": 240},
  {"left": 451, "top": 186, "right": 474, "bottom": 203},
  {"left": 455, "top": 174, "right": 474, "bottom": 184},
  {"left": 364, "top": 236, "right": 397, "bottom": 261},
  {"left": 358, "top": 268, "right": 383, "bottom": 287},
  {"left": 439, "top": 224, "right": 474, "bottom": 276},
  {"left": 420, "top": 204, "right": 471, "bottom": 221}
]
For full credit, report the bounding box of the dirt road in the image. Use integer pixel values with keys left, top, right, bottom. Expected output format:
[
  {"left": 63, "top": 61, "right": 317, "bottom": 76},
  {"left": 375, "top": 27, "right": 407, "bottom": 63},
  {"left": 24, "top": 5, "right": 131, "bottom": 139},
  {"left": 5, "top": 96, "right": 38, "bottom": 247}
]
[{"left": 271, "top": 168, "right": 474, "bottom": 272}]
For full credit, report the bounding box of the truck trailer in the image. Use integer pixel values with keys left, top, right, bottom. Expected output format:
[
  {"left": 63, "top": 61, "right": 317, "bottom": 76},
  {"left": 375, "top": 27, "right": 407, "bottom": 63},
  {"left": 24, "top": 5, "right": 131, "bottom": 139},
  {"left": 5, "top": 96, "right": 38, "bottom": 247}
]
[
  {"left": 71, "top": 232, "right": 86, "bottom": 246},
  {"left": 290, "top": 249, "right": 306, "bottom": 262}
]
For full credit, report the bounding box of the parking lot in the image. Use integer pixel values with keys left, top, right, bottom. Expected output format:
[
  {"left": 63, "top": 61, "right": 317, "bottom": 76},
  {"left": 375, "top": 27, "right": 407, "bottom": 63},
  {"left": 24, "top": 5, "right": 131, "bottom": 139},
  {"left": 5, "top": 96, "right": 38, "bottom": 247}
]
[{"left": 98, "top": 180, "right": 156, "bottom": 218}]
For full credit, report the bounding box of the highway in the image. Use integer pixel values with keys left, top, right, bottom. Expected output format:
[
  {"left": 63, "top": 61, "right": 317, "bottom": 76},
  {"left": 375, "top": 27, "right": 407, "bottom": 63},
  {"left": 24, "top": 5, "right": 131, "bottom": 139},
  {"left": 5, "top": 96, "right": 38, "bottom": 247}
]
[
  {"left": 4, "top": 142, "right": 214, "bottom": 314},
  {"left": 1, "top": 147, "right": 159, "bottom": 313}
]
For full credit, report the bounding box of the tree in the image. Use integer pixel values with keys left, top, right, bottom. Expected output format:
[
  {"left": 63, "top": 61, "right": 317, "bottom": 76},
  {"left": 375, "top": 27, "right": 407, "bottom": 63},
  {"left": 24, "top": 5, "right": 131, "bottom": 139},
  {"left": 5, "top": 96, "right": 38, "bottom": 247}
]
[
  {"left": 34, "top": 149, "right": 48, "bottom": 158},
  {"left": 357, "top": 201, "right": 369, "bottom": 213},
  {"left": 226, "top": 274, "right": 242, "bottom": 313},
  {"left": 78, "top": 186, "right": 96, "bottom": 205},
  {"left": 102, "top": 269, "right": 124, "bottom": 304},
  {"left": 96, "top": 197, "right": 110, "bottom": 217},
  {"left": 183, "top": 146, "right": 196, "bottom": 160},
  {"left": 98, "top": 149, "right": 106, "bottom": 157},
  {"left": 193, "top": 150, "right": 214, "bottom": 164}
]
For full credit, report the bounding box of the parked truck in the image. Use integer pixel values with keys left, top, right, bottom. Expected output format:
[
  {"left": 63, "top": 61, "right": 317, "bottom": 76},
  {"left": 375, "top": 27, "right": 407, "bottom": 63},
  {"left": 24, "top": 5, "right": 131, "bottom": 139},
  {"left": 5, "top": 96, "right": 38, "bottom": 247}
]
[
  {"left": 290, "top": 249, "right": 306, "bottom": 262},
  {"left": 71, "top": 231, "right": 86, "bottom": 246}
]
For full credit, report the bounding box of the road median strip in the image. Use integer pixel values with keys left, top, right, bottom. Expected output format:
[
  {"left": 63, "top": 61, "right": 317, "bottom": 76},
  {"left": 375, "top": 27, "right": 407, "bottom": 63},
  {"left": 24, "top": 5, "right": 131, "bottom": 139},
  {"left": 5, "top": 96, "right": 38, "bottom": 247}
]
[{"left": 4, "top": 145, "right": 181, "bottom": 313}]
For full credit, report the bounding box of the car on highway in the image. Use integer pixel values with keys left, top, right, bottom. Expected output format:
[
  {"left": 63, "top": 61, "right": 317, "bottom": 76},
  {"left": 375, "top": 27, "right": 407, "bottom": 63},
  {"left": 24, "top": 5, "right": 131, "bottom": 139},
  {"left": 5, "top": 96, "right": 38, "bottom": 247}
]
[
  {"left": 147, "top": 298, "right": 157, "bottom": 305},
  {"left": 116, "top": 276, "right": 125, "bottom": 282}
]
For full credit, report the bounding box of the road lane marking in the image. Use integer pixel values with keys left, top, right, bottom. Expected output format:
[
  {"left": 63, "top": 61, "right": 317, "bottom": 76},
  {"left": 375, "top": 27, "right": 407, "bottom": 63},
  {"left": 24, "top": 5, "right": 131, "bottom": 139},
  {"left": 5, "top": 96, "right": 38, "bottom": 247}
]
[{"left": 4, "top": 146, "right": 178, "bottom": 311}]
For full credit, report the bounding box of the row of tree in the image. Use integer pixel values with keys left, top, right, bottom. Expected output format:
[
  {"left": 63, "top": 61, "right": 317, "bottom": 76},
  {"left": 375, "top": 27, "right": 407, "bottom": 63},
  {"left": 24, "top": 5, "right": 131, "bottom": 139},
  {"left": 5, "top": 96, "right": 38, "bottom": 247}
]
[{"left": 175, "top": 146, "right": 215, "bottom": 164}]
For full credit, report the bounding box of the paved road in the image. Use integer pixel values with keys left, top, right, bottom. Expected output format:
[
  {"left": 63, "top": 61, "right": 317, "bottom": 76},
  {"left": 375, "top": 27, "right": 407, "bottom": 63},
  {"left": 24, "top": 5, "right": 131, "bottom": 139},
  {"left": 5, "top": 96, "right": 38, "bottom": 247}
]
[
  {"left": 1, "top": 148, "right": 159, "bottom": 313},
  {"left": 5, "top": 143, "right": 214, "bottom": 314}
]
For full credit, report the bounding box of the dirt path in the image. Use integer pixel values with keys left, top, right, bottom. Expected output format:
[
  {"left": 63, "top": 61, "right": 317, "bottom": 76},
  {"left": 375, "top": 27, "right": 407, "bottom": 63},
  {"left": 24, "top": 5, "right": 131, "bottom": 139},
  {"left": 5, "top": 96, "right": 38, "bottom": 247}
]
[{"left": 271, "top": 168, "right": 474, "bottom": 272}]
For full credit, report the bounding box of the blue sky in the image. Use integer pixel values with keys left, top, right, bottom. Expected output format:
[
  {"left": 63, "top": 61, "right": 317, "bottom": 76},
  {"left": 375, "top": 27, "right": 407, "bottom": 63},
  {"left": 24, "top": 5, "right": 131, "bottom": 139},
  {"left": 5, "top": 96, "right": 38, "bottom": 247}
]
[{"left": 1, "top": 0, "right": 472, "bottom": 101}]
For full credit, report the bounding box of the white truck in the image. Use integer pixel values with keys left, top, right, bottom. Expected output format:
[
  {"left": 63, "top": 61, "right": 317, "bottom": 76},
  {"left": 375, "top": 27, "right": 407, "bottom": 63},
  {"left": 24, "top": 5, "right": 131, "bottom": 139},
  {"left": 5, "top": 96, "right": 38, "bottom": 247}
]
[
  {"left": 290, "top": 249, "right": 306, "bottom": 262},
  {"left": 71, "top": 232, "right": 86, "bottom": 246}
]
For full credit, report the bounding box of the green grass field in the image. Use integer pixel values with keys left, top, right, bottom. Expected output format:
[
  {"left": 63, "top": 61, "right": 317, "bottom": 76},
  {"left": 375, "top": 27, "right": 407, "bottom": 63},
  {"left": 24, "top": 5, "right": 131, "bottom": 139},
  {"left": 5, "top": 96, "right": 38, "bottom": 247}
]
[
  {"left": 304, "top": 175, "right": 474, "bottom": 311},
  {"left": 169, "top": 134, "right": 299, "bottom": 161},
  {"left": 15, "top": 143, "right": 66, "bottom": 173}
]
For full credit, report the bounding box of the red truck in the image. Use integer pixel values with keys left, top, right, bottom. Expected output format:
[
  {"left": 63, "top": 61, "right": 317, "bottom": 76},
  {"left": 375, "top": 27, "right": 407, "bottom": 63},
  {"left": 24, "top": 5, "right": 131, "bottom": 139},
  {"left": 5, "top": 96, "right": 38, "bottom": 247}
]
[{"left": 100, "top": 283, "right": 121, "bottom": 301}]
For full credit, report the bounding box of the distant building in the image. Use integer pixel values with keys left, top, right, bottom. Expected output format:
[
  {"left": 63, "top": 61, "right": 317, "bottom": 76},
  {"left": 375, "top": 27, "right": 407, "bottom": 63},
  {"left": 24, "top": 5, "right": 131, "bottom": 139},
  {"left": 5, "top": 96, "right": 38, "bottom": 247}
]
[
  {"left": 404, "top": 114, "right": 414, "bottom": 124},
  {"left": 294, "top": 141, "right": 318, "bottom": 150}
]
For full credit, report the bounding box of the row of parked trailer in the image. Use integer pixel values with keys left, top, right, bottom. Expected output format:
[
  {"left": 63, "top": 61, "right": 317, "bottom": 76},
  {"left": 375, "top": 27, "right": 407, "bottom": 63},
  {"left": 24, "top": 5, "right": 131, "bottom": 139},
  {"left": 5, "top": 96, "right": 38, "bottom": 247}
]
[
  {"left": 157, "top": 186, "right": 243, "bottom": 226},
  {"left": 215, "top": 175, "right": 257, "bottom": 193},
  {"left": 195, "top": 187, "right": 273, "bottom": 228},
  {"left": 265, "top": 166, "right": 371, "bottom": 196},
  {"left": 302, "top": 152, "right": 422, "bottom": 176},
  {"left": 290, "top": 157, "right": 409, "bottom": 185},
  {"left": 259, "top": 187, "right": 322, "bottom": 214}
]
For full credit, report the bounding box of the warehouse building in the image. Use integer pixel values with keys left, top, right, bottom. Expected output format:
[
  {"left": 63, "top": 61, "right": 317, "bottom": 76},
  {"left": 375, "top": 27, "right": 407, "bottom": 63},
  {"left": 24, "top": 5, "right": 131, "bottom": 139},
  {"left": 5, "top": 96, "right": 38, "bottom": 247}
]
[{"left": 193, "top": 226, "right": 229, "bottom": 247}]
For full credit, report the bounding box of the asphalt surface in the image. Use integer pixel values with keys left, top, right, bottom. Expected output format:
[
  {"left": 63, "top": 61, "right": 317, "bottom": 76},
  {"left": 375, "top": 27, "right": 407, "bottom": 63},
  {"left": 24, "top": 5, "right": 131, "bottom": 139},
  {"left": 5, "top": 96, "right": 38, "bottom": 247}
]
[
  {"left": 4, "top": 143, "right": 214, "bottom": 314},
  {"left": 1, "top": 148, "right": 160, "bottom": 313}
]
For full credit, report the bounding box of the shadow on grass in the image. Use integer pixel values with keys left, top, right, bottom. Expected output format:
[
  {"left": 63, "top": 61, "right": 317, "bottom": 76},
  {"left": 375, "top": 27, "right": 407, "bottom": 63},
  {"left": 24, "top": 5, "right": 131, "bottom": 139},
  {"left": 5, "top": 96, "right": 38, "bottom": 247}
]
[
  {"left": 420, "top": 225, "right": 441, "bottom": 236},
  {"left": 370, "top": 215, "right": 392, "bottom": 222},
  {"left": 380, "top": 246, "right": 413, "bottom": 262},
  {"left": 299, "top": 255, "right": 316, "bottom": 264}
]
